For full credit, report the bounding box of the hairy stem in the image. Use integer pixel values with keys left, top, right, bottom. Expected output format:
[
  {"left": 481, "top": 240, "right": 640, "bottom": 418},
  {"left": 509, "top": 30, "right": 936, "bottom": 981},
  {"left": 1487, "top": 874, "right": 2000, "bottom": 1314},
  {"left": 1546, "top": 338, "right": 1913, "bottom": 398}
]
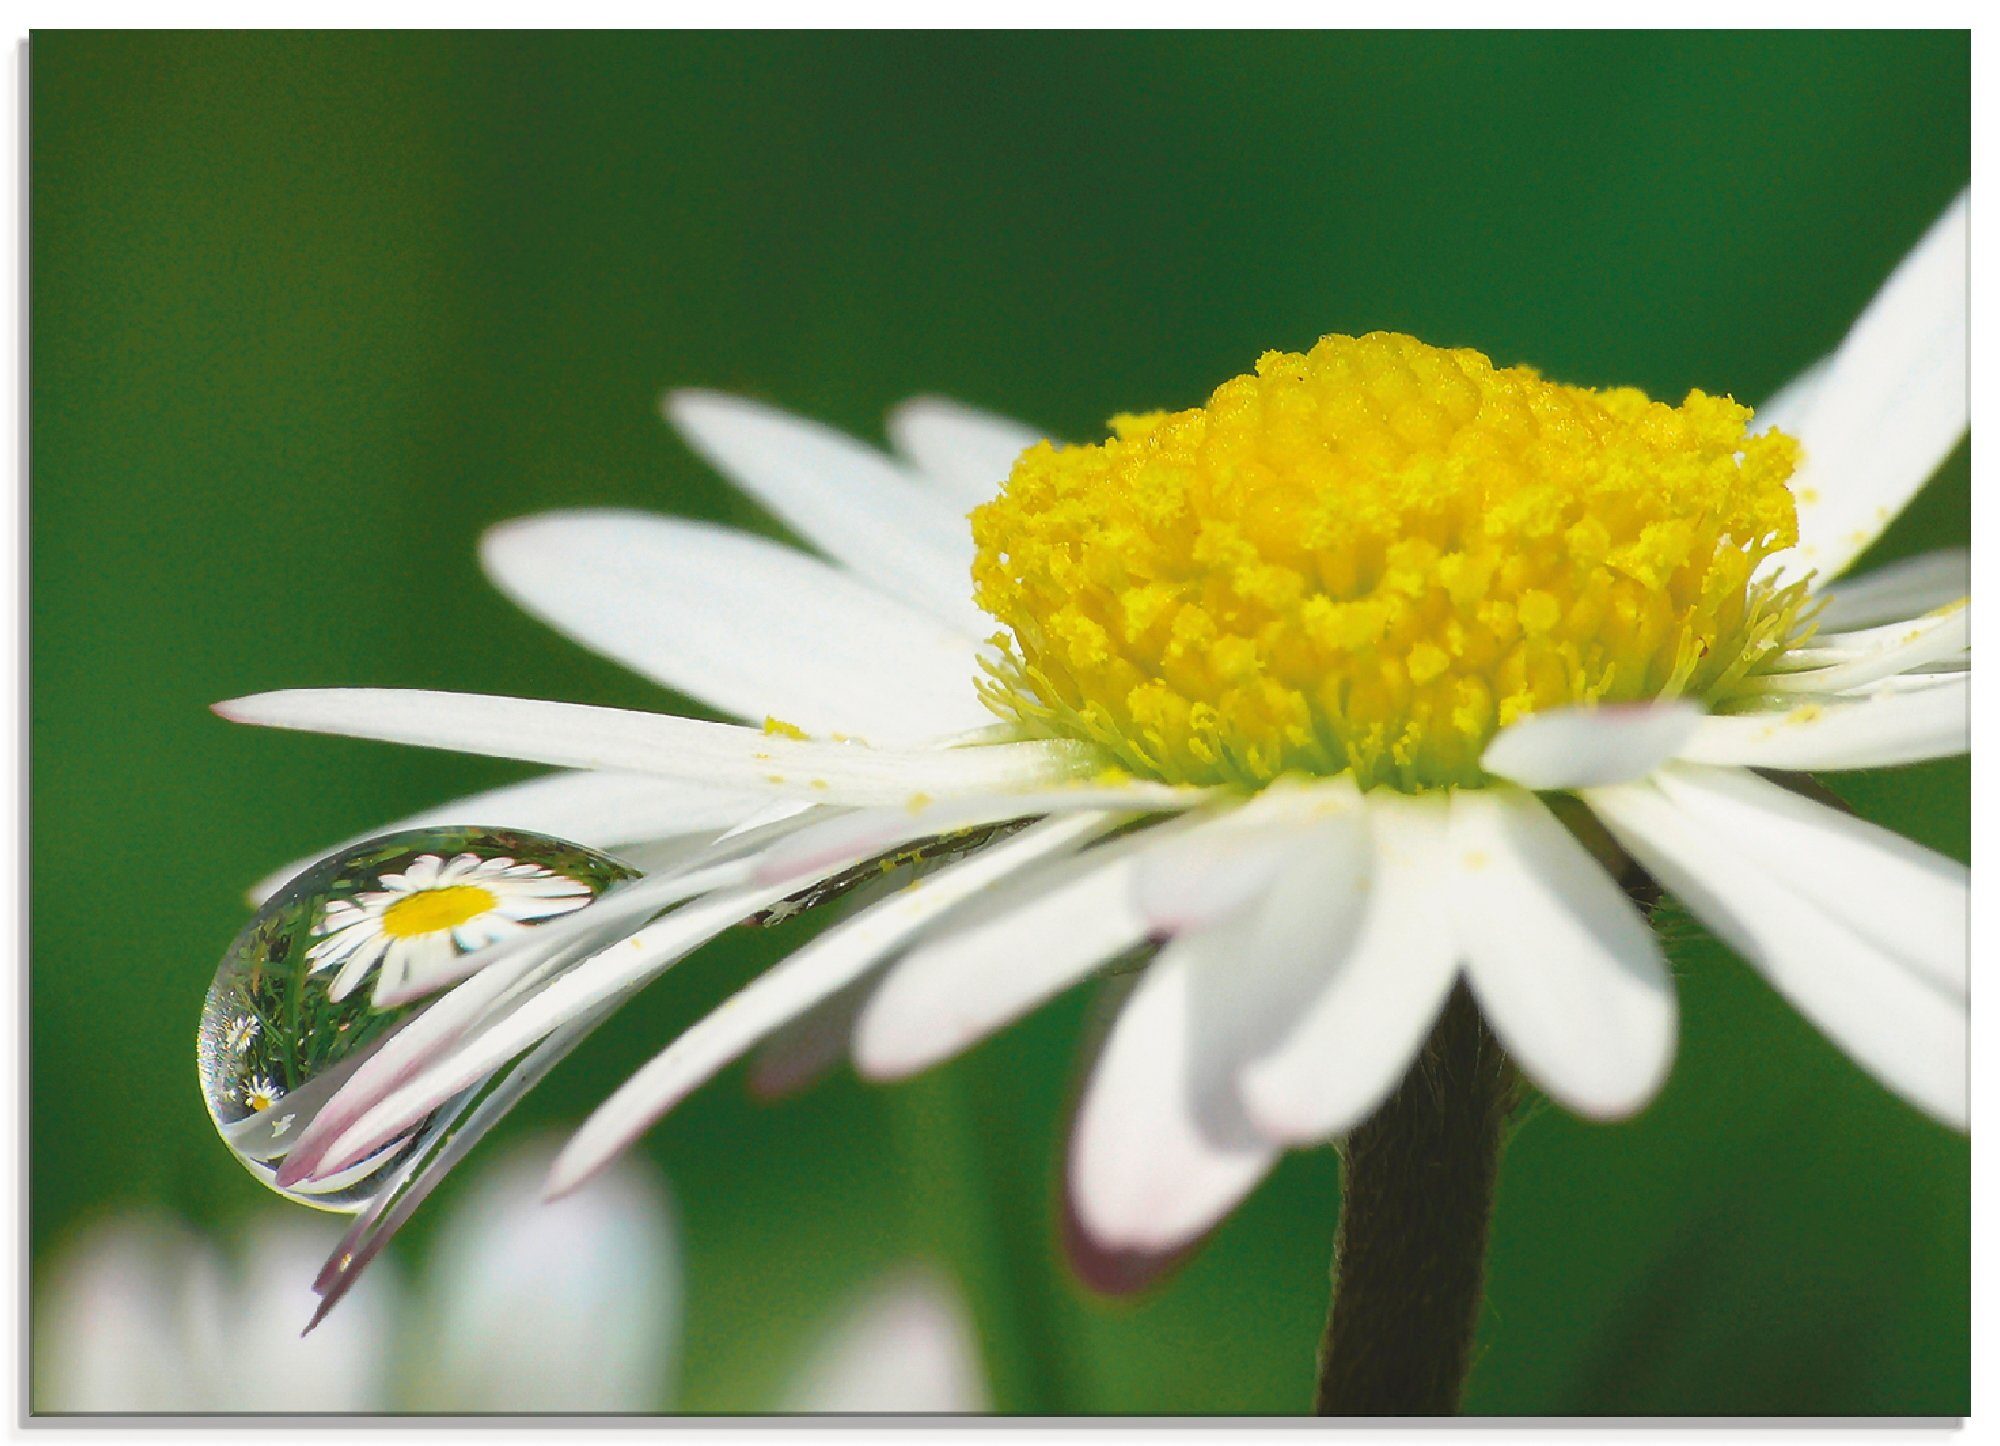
[{"left": 1314, "top": 982, "right": 1515, "bottom": 1416}]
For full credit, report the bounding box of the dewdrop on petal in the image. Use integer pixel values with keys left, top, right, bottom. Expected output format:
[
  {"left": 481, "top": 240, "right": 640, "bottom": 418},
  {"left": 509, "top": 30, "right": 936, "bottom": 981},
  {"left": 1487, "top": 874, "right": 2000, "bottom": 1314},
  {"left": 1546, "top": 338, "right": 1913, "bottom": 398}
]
[{"left": 197, "top": 826, "right": 637, "bottom": 1210}]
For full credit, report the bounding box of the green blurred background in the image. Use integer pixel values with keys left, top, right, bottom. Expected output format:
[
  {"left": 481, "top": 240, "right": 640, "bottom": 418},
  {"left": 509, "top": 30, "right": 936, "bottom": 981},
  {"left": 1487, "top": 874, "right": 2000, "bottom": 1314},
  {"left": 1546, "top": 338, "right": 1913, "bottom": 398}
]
[{"left": 32, "top": 31, "right": 1968, "bottom": 1415}]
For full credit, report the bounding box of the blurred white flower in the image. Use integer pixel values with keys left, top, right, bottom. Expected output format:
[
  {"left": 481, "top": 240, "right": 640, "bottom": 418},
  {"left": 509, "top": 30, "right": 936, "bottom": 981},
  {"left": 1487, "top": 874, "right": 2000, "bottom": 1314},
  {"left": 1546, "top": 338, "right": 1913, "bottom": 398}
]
[
  {"left": 780, "top": 1265, "right": 991, "bottom": 1414},
  {"left": 33, "top": 1212, "right": 398, "bottom": 1412},
  {"left": 36, "top": 1136, "right": 988, "bottom": 1416},
  {"left": 398, "top": 1137, "right": 681, "bottom": 1412}
]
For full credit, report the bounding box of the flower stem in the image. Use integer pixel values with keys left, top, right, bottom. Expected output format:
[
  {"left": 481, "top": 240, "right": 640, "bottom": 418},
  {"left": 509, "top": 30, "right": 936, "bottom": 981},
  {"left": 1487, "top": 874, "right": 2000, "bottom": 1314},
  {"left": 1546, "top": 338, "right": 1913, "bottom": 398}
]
[{"left": 1314, "top": 981, "right": 1515, "bottom": 1416}]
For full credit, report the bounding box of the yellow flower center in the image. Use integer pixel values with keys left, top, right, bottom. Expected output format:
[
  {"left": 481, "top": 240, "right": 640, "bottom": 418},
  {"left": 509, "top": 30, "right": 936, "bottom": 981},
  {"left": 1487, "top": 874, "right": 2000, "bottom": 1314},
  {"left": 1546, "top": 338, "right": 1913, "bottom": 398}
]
[
  {"left": 972, "top": 331, "right": 1808, "bottom": 791},
  {"left": 381, "top": 884, "right": 498, "bottom": 938}
]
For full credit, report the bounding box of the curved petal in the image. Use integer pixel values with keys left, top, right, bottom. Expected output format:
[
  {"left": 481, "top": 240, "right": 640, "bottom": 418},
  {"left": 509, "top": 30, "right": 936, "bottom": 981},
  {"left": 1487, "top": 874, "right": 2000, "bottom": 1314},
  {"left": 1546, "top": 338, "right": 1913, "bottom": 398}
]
[
  {"left": 547, "top": 813, "right": 1114, "bottom": 1197},
  {"left": 248, "top": 771, "right": 763, "bottom": 905},
  {"left": 1813, "top": 548, "right": 1970, "bottom": 631},
  {"left": 1676, "top": 676, "right": 1967, "bottom": 771},
  {"left": 215, "top": 688, "right": 1096, "bottom": 806},
  {"left": 483, "top": 512, "right": 992, "bottom": 743},
  {"left": 1763, "top": 599, "right": 1967, "bottom": 694},
  {"left": 850, "top": 828, "right": 1163, "bottom": 1080},
  {"left": 1766, "top": 192, "right": 1968, "bottom": 587},
  {"left": 1481, "top": 702, "right": 1703, "bottom": 790},
  {"left": 886, "top": 394, "right": 1050, "bottom": 509},
  {"left": 1065, "top": 941, "right": 1280, "bottom": 1254},
  {"left": 1585, "top": 779, "right": 1965, "bottom": 1128},
  {"left": 664, "top": 390, "right": 988, "bottom": 635},
  {"left": 1238, "top": 795, "right": 1460, "bottom": 1145},
  {"left": 1448, "top": 790, "right": 1676, "bottom": 1119},
  {"left": 1651, "top": 765, "right": 1966, "bottom": 998}
]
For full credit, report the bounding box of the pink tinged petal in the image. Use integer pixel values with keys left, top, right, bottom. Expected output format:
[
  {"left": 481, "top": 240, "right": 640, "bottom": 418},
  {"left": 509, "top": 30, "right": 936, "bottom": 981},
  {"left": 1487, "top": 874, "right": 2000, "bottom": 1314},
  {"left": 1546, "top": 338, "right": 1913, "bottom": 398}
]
[
  {"left": 1480, "top": 701, "right": 1703, "bottom": 790},
  {"left": 215, "top": 688, "right": 1096, "bottom": 807},
  {"left": 779, "top": 1265, "right": 992, "bottom": 1414},
  {"left": 303, "top": 880, "right": 803, "bottom": 1183},
  {"left": 1066, "top": 807, "right": 1377, "bottom": 1254},
  {"left": 1675, "top": 674, "right": 1967, "bottom": 771},
  {"left": 1650, "top": 765, "right": 1967, "bottom": 999},
  {"left": 886, "top": 394, "right": 1051, "bottom": 509},
  {"left": 1762, "top": 599, "right": 1967, "bottom": 695},
  {"left": 546, "top": 812, "right": 1116, "bottom": 1198},
  {"left": 1812, "top": 548, "right": 1970, "bottom": 631},
  {"left": 250, "top": 769, "right": 767, "bottom": 905},
  {"left": 1767, "top": 192, "right": 1968, "bottom": 588},
  {"left": 1064, "top": 935, "right": 1281, "bottom": 1254},
  {"left": 482, "top": 512, "right": 993, "bottom": 744},
  {"left": 307, "top": 996, "right": 626, "bottom": 1329},
  {"left": 745, "top": 979, "right": 873, "bottom": 1101},
  {"left": 1447, "top": 790, "right": 1676, "bottom": 1121},
  {"left": 1585, "top": 780, "right": 1966, "bottom": 1128},
  {"left": 663, "top": 390, "right": 987, "bottom": 636},
  {"left": 292, "top": 849, "right": 768, "bottom": 1180},
  {"left": 1238, "top": 795, "right": 1461, "bottom": 1145},
  {"left": 276, "top": 935, "right": 578, "bottom": 1189}
]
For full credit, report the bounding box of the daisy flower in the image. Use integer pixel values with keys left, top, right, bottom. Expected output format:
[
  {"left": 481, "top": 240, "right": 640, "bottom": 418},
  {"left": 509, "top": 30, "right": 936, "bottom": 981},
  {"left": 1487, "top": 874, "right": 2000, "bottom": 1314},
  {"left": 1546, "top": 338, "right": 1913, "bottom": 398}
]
[
  {"left": 240, "top": 1075, "right": 284, "bottom": 1114},
  {"left": 214, "top": 191, "right": 1968, "bottom": 1383},
  {"left": 306, "top": 851, "right": 598, "bottom": 1003}
]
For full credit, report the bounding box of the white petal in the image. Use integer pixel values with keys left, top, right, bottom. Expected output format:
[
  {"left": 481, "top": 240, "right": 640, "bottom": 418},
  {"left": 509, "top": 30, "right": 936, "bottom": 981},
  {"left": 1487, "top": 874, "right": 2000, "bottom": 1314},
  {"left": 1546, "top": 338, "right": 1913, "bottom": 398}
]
[
  {"left": 1065, "top": 936, "right": 1280, "bottom": 1254},
  {"left": 1481, "top": 701, "right": 1703, "bottom": 790},
  {"left": 250, "top": 770, "right": 772, "bottom": 904},
  {"left": 778, "top": 1266, "right": 992, "bottom": 1414},
  {"left": 215, "top": 688, "right": 1096, "bottom": 806},
  {"left": 1448, "top": 789, "right": 1676, "bottom": 1119},
  {"left": 1676, "top": 675, "right": 1967, "bottom": 771},
  {"left": 1238, "top": 795, "right": 1461, "bottom": 1145},
  {"left": 851, "top": 827, "right": 1164, "bottom": 1080},
  {"left": 750, "top": 779, "right": 1204, "bottom": 886},
  {"left": 1763, "top": 599, "right": 1967, "bottom": 694},
  {"left": 886, "top": 394, "right": 1050, "bottom": 509},
  {"left": 1585, "top": 780, "right": 1965, "bottom": 1127},
  {"left": 1766, "top": 193, "right": 1968, "bottom": 586},
  {"left": 406, "top": 1137, "right": 681, "bottom": 1412},
  {"left": 1129, "top": 779, "right": 1364, "bottom": 933},
  {"left": 305, "top": 993, "right": 627, "bottom": 1328},
  {"left": 547, "top": 813, "right": 1115, "bottom": 1197},
  {"left": 302, "top": 880, "right": 799, "bottom": 1181},
  {"left": 1813, "top": 548, "right": 1971, "bottom": 631},
  {"left": 277, "top": 924, "right": 595, "bottom": 1187},
  {"left": 1650, "top": 765, "right": 1966, "bottom": 998},
  {"left": 1751, "top": 353, "right": 1833, "bottom": 437},
  {"left": 483, "top": 511, "right": 992, "bottom": 743},
  {"left": 664, "top": 390, "right": 987, "bottom": 635},
  {"left": 850, "top": 793, "right": 1334, "bottom": 1083}
]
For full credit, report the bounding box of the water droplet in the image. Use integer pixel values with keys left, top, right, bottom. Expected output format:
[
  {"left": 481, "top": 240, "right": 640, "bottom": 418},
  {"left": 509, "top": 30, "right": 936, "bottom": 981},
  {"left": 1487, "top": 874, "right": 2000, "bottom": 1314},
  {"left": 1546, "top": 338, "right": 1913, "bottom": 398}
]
[{"left": 198, "top": 826, "right": 638, "bottom": 1210}]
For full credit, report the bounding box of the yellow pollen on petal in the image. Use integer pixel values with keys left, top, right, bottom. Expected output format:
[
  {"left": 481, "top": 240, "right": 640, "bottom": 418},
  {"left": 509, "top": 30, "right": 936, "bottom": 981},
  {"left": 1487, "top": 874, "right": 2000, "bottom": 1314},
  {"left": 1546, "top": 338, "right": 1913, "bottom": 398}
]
[
  {"left": 381, "top": 884, "right": 498, "bottom": 938},
  {"left": 972, "top": 331, "right": 1808, "bottom": 791}
]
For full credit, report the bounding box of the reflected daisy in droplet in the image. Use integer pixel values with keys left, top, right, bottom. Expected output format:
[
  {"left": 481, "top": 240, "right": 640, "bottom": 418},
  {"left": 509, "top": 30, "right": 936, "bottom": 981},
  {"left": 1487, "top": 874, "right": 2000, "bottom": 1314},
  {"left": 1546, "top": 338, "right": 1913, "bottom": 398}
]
[
  {"left": 215, "top": 191, "right": 1969, "bottom": 1305},
  {"left": 307, "top": 851, "right": 598, "bottom": 1003}
]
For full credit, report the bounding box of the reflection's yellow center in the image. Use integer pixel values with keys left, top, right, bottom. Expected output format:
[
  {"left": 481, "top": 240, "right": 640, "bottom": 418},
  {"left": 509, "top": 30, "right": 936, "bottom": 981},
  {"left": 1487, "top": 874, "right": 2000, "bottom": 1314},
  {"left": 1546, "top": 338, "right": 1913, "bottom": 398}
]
[
  {"left": 972, "top": 332, "right": 1807, "bottom": 790},
  {"left": 382, "top": 884, "right": 497, "bottom": 937}
]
